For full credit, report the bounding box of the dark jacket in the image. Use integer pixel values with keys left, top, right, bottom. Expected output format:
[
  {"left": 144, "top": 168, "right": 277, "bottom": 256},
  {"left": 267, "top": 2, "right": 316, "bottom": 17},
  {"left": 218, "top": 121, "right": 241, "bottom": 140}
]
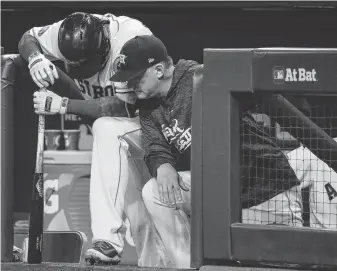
[
  {"left": 240, "top": 113, "right": 300, "bottom": 208},
  {"left": 140, "top": 59, "right": 198, "bottom": 177},
  {"left": 140, "top": 59, "right": 300, "bottom": 208}
]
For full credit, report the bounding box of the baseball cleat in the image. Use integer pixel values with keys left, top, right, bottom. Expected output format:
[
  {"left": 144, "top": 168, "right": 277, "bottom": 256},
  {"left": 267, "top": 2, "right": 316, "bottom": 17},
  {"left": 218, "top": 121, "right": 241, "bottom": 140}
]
[{"left": 84, "top": 240, "right": 121, "bottom": 265}]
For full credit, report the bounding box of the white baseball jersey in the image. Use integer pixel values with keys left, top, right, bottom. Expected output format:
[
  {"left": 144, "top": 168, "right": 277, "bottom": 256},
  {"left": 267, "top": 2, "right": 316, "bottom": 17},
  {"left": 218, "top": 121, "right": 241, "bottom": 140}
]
[
  {"left": 287, "top": 143, "right": 337, "bottom": 229},
  {"left": 28, "top": 14, "right": 153, "bottom": 100}
]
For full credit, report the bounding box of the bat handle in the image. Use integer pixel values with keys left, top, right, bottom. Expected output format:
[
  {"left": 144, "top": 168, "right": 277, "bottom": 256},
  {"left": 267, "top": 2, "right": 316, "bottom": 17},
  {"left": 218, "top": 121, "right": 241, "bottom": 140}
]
[
  {"left": 35, "top": 114, "right": 45, "bottom": 174},
  {"left": 61, "top": 114, "right": 65, "bottom": 132},
  {"left": 36, "top": 87, "right": 47, "bottom": 170}
]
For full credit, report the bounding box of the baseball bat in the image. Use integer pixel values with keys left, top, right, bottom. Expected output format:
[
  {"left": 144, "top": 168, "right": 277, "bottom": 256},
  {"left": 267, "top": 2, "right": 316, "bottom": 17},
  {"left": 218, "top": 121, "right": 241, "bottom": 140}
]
[
  {"left": 27, "top": 107, "right": 46, "bottom": 263},
  {"left": 264, "top": 94, "right": 337, "bottom": 173}
]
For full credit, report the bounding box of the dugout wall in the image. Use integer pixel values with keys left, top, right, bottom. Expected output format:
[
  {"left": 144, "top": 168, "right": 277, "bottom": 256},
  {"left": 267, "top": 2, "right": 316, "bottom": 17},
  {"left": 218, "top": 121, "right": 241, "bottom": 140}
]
[{"left": 191, "top": 48, "right": 337, "bottom": 269}]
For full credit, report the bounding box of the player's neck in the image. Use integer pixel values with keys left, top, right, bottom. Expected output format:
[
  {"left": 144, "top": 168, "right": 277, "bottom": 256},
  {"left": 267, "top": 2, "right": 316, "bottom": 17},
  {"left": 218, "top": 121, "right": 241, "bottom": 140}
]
[{"left": 157, "top": 66, "right": 175, "bottom": 98}]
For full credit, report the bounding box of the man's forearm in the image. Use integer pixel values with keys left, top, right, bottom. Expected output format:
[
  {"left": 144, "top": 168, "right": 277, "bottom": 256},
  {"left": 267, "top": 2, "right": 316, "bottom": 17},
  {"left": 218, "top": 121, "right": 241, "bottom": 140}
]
[
  {"left": 18, "top": 31, "right": 42, "bottom": 61},
  {"left": 66, "top": 97, "right": 130, "bottom": 120},
  {"left": 144, "top": 151, "right": 177, "bottom": 177}
]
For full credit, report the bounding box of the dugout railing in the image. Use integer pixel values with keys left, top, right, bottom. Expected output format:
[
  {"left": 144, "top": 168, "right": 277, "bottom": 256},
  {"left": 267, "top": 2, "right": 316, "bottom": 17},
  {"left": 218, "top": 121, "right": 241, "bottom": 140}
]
[{"left": 190, "top": 48, "right": 337, "bottom": 270}]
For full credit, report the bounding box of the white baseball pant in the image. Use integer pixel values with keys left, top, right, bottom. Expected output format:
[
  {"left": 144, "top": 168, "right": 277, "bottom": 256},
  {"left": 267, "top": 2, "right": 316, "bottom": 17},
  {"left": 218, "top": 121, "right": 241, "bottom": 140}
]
[
  {"left": 90, "top": 116, "right": 172, "bottom": 267},
  {"left": 142, "top": 171, "right": 303, "bottom": 268},
  {"left": 287, "top": 146, "right": 337, "bottom": 229}
]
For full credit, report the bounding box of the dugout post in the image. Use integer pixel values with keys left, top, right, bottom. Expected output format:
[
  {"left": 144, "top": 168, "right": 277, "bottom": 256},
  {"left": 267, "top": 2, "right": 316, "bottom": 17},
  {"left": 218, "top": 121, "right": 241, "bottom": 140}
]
[
  {"left": 1, "top": 54, "right": 16, "bottom": 262},
  {"left": 193, "top": 49, "right": 253, "bottom": 265},
  {"left": 190, "top": 48, "right": 337, "bottom": 270},
  {"left": 190, "top": 65, "right": 205, "bottom": 268}
]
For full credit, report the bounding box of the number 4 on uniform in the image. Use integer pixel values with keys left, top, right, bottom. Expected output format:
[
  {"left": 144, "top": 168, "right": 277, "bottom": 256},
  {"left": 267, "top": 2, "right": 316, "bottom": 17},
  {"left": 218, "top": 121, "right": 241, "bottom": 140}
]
[{"left": 325, "top": 183, "right": 337, "bottom": 201}]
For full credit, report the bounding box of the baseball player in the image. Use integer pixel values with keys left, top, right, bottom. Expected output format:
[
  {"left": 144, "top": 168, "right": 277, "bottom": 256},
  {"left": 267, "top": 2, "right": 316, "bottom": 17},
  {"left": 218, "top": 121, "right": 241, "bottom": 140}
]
[
  {"left": 20, "top": 12, "right": 170, "bottom": 266},
  {"left": 109, "top": 35, "right": 303, "bottom": 268},
  {"left": 287, "top": 144, "right": 337, "bottom": 229}
]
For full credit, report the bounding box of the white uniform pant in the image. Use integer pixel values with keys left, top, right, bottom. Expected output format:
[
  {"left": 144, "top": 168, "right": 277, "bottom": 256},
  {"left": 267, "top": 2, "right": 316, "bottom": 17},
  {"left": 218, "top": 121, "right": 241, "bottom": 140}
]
[
  {"left": 90, "top": 116, "right": 172, "bottom": 267},
  {"left": 287, "top": 146, "right": 337, "bottom": 229},
  {"left": 142, "top": 171, "right": 303, "bottom": 268}
]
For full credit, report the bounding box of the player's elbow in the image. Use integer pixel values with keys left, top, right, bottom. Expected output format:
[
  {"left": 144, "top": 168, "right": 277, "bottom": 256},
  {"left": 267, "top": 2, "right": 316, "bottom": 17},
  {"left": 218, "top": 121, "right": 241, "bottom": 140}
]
[
  {"left": 18, "top": 31, "right": 40, "bottom": 61},
  {"left": 18, "top": 31, "right": 29, "bottom": 54}
]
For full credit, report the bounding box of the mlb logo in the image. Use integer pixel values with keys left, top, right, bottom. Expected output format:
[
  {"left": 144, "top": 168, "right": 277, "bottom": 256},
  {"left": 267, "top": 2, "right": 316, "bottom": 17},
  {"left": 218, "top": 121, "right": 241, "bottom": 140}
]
[{"left": 273, "top": 67, "right": 285, "bottom": 84}]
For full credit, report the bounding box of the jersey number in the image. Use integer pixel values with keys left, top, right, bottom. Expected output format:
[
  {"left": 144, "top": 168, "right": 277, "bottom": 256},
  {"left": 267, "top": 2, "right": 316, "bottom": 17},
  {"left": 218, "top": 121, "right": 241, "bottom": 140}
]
[{"left": 325, "top": 183, "right": 337, "bottom": 201}]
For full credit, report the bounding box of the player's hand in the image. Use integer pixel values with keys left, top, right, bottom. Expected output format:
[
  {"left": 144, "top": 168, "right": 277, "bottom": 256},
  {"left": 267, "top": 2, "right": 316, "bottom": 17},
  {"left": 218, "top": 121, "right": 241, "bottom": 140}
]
[
  {"left": 28, "top": 53, "right": 59, "bottom": 88},
  {"left": 156, "top": 163, "right": 189, "bottom": 206},
  {"left": 33, "top": 89, "right": 68, "bottom": 115}
]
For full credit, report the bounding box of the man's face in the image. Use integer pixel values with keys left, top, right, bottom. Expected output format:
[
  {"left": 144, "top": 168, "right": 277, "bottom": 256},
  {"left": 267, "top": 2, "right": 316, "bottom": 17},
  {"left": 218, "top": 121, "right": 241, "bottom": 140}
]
[{"left": 127, "top": 67, "right": 160, "bottom": 99}]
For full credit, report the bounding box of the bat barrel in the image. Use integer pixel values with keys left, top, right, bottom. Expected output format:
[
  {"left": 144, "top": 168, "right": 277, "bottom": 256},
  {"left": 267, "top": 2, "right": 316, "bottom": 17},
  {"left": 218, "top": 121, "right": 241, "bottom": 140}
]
[{"left": 28, "top": 113, "right": 45, "bottom": 263}]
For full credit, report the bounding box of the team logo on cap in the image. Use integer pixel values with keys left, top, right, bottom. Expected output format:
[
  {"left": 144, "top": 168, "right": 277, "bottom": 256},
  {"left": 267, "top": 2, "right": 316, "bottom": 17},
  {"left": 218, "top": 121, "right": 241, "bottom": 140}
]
[{"left": 113, "top": 54, "right": 127, "bottom": 72}]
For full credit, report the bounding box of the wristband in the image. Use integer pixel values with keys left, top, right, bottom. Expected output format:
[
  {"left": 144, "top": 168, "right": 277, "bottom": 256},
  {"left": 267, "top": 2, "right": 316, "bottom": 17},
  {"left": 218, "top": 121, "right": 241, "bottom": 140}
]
[
  {"left": 28, "top": 51, "right": 42, "bottom": 63},
  {"left": 28, "top": 52, "right": 45, "bottom": 70},
  {"left": 59, "top": 97, "right": 69, "bottom": 115}
]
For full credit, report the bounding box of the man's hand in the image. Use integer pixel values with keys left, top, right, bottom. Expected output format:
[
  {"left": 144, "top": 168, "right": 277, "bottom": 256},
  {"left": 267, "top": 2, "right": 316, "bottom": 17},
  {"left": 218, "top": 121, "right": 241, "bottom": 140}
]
[
  {"left": 156, "top": 163, "right": 189, "bottom": 206},
  {"left": 28, "top": 52, "right": 59, "bottom": 88},
  {"left": 33, "top": 90, "right": 68, "bottom": 115}
]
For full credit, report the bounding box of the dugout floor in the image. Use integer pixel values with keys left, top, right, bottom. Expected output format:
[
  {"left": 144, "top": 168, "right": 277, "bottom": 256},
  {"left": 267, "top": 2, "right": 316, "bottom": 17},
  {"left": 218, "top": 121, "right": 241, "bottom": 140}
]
[{"left": 1, "top": 263, "right": 312, "bottom": 271}]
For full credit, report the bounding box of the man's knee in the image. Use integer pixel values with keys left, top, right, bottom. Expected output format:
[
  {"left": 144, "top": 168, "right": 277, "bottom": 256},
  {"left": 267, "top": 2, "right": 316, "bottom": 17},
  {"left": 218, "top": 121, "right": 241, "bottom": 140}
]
[
  {"left": 142, "top": 178, "right": 158, "bottom": 203},
  {"left": 93, "top": 117, "right": 113, "bottom": 134},
  {"left": 92, "top": 117, "right": 128, "bottom": 137}
]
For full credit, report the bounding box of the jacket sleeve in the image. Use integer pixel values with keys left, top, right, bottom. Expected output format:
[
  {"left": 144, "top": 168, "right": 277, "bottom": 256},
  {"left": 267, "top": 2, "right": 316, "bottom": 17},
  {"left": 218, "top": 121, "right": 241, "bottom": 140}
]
[{"left": 140, "top": 114, "right": 176, "bottom": 177}]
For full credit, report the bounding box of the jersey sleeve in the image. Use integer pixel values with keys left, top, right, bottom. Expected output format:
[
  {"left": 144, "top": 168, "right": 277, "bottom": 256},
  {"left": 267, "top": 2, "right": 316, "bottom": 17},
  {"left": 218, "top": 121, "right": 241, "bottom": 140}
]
[
  {"left": 111, "top": 18, "right": 153, "bottom": 57},
  {"left": 27, "top": 20, "right": 66, "bottom": 61}
]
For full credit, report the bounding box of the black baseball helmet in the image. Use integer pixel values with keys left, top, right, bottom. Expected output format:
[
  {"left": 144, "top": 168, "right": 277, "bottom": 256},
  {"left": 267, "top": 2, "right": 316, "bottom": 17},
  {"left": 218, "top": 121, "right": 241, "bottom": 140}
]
[{"left": 58, "top": 12, "right": 110, "bottom": 79}]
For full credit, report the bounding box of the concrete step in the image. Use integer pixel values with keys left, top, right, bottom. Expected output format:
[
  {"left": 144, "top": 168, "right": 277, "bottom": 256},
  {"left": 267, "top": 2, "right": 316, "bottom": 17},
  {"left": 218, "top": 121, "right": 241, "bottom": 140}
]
[{"left": 1, "top": 263, "right": 311, "bottom": 271}]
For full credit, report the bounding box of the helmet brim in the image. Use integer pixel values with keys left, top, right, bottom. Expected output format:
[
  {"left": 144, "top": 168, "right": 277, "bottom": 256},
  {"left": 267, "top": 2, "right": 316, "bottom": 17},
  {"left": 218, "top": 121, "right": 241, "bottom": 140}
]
[{"left": 66, "top": 57, "right": 103, "bottom": 79}]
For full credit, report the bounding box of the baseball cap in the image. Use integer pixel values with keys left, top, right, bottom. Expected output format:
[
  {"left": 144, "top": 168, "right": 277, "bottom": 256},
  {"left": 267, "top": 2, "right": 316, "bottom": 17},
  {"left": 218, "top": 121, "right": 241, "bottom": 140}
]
[{"left": 110, "top": 35, "right": 168, "bottom": 82}]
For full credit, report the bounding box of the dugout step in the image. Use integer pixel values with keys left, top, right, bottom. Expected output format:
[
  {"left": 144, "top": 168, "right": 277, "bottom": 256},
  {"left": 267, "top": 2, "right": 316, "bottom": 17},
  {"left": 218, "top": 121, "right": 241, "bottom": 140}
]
[
  {"left": 2, "top": 263, "right": 183, "bottom": 271},
  {"left": 200, "top": 265, "right": 311, "bottom": 271},
  {"left": 1, "top": 264, "right": 312, "bottom": 271}
]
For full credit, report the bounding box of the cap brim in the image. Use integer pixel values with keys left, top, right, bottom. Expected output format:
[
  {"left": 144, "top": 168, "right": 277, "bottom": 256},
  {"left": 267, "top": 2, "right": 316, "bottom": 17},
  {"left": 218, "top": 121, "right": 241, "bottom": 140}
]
[{"left": 110, "top": 68, "right": 146, "bottom": 82}]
